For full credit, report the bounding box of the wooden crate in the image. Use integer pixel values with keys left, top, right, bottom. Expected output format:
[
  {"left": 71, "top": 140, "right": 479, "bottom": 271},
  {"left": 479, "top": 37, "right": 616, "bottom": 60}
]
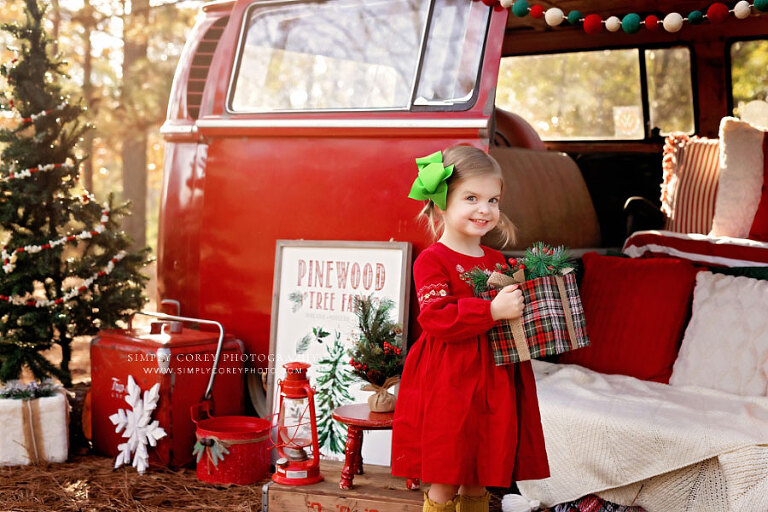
[{"left": 263, "top": 460, "right": 422, "bottom": 512}]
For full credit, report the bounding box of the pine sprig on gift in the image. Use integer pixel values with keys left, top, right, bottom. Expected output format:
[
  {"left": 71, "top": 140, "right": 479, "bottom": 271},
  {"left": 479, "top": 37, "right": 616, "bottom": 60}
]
[
  {"left": 347, "top": 295, "right": 404, "bottom": 387},
  {"left": 522, "top": 242, "right": 573, "bottom": 279},
  {"left": 461, "top": 268, "right": 493, "bottom": 295},
  {"left": 460, "top": 242, "right": 575, "bottom": 291}
]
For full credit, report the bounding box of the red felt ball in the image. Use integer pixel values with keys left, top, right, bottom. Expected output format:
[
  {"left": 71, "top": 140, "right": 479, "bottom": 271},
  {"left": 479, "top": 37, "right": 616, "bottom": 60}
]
[
  {"left": 481, "top": 0, "right": 496, "bottom": 6},
  {"left": 645, "top": 14, "right": 660, "bottom": 31},
  {"left": 706, "top": 3, "right": 729, "bottom": 24},
  {"left": 583, "top": 14, "right": 603, "bottom": 34},
  {"left": 530, "top": 4, "right": 544, "bottom": 18}
]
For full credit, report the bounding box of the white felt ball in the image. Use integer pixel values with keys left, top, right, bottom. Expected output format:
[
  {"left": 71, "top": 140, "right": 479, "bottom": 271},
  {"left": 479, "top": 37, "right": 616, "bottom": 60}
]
[
  {"left": 663, "top": 12, "right": 684, "bottom": 32},
  {"left": 545, "top": 8, "right": 564, "bottom": 26},
  {"left": 500, "top": 0, "right": 514, "bottom": 7},
  {"left": 605, "top": 16, "right": 621, "bottom": 32},
  {"left": 734, "top": 0, "right": 752, "bottom": 18},
  {"left": 501, "top": 494, "right": 541, "bottom": 512}
]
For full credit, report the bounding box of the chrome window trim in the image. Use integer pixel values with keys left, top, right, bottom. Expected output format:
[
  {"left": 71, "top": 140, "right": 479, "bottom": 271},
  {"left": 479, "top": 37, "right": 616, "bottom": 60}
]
[
  {"left": 160, "top": 123, "right": 199, "bottom": 135},
  {"left": 196, "top": 118, "right": 488, "bottom": 129}
]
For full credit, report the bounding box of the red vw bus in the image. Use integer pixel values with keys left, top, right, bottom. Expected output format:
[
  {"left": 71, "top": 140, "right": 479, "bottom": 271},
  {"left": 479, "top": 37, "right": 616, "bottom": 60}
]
[
  {"left": 159, "top": 0, "right": 768, "bottom": 360},
  {"left": 159, "top": 0, "right": 509, "bottom": 359}
]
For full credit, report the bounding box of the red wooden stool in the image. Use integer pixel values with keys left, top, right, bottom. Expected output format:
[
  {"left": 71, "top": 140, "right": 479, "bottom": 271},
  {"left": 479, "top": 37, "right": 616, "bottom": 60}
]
[{"left": 332, "top": 403, "right": 420, "bottom": 491}]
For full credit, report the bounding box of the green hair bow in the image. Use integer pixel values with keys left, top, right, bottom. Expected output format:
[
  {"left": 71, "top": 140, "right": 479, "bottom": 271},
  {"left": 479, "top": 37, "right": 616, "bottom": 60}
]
[{"left": 407, "top": 151, "right": 454, "bottom": 210}]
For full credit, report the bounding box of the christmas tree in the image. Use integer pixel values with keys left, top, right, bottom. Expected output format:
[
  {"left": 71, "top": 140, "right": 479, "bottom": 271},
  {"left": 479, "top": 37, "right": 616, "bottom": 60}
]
[
  {"left": 0, "top": 0, "right": 151, "bottom": 386},
  {"left": 348, "top": 295, "right": 404, "bottom": 386}
]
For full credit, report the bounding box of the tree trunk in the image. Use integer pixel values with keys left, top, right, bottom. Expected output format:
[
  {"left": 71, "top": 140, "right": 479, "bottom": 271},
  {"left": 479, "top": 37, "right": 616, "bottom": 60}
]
[
  {"left": 82, "top": 3, "right": 94, "bottom": 194},
  {"left": 50, "top": 0, "right": 60, "bottom": 56},
  {"left": 120, "top": 0, "right": 149, "bottom": 249}
]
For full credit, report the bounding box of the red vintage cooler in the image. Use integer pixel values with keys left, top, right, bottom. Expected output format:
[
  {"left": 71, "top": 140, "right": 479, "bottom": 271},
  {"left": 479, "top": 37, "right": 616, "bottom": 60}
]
[{"left": 91, "top": 315, "right": 246, "bottom": 467}]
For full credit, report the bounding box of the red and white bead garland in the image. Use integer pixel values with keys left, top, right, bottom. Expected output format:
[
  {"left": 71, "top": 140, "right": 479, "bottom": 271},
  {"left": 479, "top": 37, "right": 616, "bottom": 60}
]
[
  {"left": 2, "top": 195, "right": 111, "bottom": 274},
  {"left": 1, "top": 160, "right": 75, "bottom": 183},
  {"left": 487, "top": 0, "right": 764, "bottom": 34},
  {"left": 17, "top": 102, "right": 69, "bottom": 124},
  {"left": 0, "top": 251, "right": 126, "bottom": 308}
]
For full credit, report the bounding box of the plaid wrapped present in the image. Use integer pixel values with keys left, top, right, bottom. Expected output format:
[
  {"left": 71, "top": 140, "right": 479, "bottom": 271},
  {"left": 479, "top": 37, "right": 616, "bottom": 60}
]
[{"left": 479, "top": 271, "right": 589, "bottom": 365}]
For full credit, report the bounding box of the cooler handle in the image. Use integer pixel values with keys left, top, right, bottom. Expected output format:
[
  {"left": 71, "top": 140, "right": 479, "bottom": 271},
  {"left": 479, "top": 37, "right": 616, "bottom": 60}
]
[
  {"left": 133, "top": 311, "right": 225, "bottom": 402},
  {"left": 190, "top": 400, "right": 212, "bottom": 424}
]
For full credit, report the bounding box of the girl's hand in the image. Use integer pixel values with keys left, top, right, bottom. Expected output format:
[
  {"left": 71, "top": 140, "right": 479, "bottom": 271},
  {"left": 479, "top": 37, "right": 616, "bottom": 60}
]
[{"left": 490, "top": 284, "right": 524, "bottom": 321}]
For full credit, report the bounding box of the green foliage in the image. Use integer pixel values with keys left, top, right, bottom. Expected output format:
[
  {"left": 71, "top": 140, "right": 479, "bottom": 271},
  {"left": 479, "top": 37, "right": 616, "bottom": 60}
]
[
  {"left": 347, "top": 295, "right": 404, "bottom": 387},
  {"left": 522, "top": 242, "right": 573, "bottom": 279},
  {"left": 461, "top": 242, "right": 575, "bottom": 294},
  {"left": 0, "top": 0, "right": 151, "bottom": 386},
  {"left": 731, "top": 40, "right": 768, "bottom": 114},
  {"left": 0, "top": 378, "right": 58, "bottom": 399},
  {"left": 314, "top": 330, "right": 354, "bottom": 456}
]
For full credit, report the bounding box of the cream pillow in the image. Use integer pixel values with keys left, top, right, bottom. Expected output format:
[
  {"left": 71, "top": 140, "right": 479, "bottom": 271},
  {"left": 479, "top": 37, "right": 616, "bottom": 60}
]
[
  {"left": 709, "top": 117, "right": 766, "bottom": 238},
  {"left": 670, "top": 271, "right": 768, "bottom": 396}
]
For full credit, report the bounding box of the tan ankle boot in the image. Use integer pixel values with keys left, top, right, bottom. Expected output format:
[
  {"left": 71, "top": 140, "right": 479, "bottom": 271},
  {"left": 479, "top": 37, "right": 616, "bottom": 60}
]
[
  {"left": 423, "top": 492, "right": 457, "bottom": 512},
  {"left": 456, "top": 491, "right": 490, "bottom": 512}
]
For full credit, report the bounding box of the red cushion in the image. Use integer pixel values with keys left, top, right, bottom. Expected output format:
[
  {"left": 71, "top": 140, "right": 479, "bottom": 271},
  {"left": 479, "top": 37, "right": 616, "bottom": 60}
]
[
  {"left": 748, "top": 133, "right": 768, "bottom": 241},
  {"left": 558, "top": 253, "right": 697, "bottom": 383}
]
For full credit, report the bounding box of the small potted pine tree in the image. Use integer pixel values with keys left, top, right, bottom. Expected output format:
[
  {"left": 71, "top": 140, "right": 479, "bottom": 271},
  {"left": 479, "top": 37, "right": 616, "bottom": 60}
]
[{"left": 348, "top": 295, "right": 405, "bottom": 413}]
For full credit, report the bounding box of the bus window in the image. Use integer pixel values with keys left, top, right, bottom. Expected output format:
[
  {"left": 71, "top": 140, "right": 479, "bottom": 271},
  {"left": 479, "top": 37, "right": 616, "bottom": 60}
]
[
  {"left": 413, "top": 0, "right": 490, "bottom": 108},
  {"left": 646, "top": 48, "right": 694, "bottom": 136},
  {"left": 228, "top": 0, "right": 429, "bottom": 112},
  {"left": 730, "top": 40, "right": 768, "bottom": 121},
  {"left": 497, "top": 47, "right": 695, "bottom": 141}
]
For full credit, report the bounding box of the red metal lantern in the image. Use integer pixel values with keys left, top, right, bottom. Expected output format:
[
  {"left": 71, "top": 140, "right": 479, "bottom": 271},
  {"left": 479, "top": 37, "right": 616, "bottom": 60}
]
[{"left": 272, "top": 362, "right": 323, "bottom": 485}]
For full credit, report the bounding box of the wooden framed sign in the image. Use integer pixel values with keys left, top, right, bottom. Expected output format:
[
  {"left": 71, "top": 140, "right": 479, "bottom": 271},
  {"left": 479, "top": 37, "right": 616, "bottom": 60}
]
[{"left": 267, "top": 240, "right": 412, "bottom": 465}]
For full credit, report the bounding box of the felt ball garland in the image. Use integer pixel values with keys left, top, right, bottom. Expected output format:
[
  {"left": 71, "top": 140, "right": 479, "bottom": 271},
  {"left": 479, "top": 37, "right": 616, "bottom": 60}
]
[
  {"left": 645, "top": 14, "right": 661, "bottom": 31},
  {"left": 664, "top": 12, "right": 685, "bottom": 32},
  {"left": 488, "top": 0, "right": 763, "bottom": 34},
  {"left": 583, "top": 14, "right": 603, "bottom": 33},
  {"left": 622, "top": 13, "right": 641, "bottom": 34},
  {"left": 605, "top": 16, "right": 621, "bottom": 32},
  {"left": 707, "top": 3, "right": 730, "bottom": 22}
]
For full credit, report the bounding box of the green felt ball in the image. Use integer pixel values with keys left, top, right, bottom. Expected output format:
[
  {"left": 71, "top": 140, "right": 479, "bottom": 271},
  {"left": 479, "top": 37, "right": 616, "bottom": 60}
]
[
  {"left": 512, "top": 0, "right": 530, "bottom": 17},
  {"left": 688, "top": 10, "right": 704, "bottom": 24},
  {"left": 567, "top": 10, "right": 581, "bottom": 25},
  {"left": 755, "top": 0, "right": 768, "bottom": 12},
  {"left": 622, "top": 13, "right": 641, "bottom": 34}
]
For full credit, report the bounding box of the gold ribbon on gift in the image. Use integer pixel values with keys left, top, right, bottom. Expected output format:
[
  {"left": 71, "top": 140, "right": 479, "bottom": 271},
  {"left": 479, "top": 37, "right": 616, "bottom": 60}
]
[
  {"left": 21, "top": 398, "right": 47, "bottom": 464},
  {"left": 487, "top": 270, "right": 579, "bottom": 362}
]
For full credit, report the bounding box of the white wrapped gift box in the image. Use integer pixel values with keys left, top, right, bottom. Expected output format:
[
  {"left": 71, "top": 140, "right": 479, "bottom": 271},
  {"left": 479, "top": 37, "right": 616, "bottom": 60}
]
[{"left": 0, "top": 393, "right": 69, "bottom": 465}]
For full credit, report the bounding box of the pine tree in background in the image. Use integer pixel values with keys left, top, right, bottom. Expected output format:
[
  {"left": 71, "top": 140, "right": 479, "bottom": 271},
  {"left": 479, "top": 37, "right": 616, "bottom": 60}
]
[{"left": 0, "top": 0, "right": 151, "bottom": 386}]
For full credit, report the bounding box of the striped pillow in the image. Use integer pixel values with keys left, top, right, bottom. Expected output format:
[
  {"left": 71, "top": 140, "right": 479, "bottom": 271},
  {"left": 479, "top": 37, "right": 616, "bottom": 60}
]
[
  {"left": 623, "top": 230, "right": 768, "bottom": 267},
  {"left": 660, "top": 135, "right": 720, "bottom": 234}
]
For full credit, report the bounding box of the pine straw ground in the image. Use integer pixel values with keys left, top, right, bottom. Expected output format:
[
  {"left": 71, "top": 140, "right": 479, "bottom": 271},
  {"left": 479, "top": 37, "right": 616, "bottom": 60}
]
[
  {"left": 0, "top": 455, "right": 265, "bottom": 511},
  {"left": 0, "top": 455, "right": 508, "bottom": 511}
]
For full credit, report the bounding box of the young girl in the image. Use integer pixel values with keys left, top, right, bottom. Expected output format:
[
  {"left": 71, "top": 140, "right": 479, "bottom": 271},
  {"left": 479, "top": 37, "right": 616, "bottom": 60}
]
[{"left": 391, "top": 145, "right": 550, "bottom": 512}]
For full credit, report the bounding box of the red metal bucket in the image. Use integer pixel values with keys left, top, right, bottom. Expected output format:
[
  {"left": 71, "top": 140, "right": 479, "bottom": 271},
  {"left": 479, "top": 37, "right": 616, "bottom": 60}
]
[{"left": 192, "top": 403, "right": 271, "bottom": 485}]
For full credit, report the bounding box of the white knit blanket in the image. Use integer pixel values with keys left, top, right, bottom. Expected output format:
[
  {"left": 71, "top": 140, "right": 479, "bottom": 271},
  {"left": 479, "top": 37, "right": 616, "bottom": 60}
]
[{"left": 518, "top": 361, "right": 768, "bottom": 512}]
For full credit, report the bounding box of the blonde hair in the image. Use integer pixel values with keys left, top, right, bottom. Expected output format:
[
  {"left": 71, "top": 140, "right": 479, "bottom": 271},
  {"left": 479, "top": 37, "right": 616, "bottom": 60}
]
[{"left": 417, "top": 145, "right": 517, "bottom": 247}]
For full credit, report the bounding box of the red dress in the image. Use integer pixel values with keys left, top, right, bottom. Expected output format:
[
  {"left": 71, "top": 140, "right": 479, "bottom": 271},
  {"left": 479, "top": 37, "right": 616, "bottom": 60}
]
[{"left": 391, "top": 242, "right": 550, "bottom": 487}]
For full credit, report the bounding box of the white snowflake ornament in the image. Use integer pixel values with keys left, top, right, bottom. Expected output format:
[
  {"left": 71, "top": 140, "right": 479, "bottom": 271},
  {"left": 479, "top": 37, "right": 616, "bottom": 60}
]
[{"left": 109, "top": 375, "right": 167, "bottom": 474}]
